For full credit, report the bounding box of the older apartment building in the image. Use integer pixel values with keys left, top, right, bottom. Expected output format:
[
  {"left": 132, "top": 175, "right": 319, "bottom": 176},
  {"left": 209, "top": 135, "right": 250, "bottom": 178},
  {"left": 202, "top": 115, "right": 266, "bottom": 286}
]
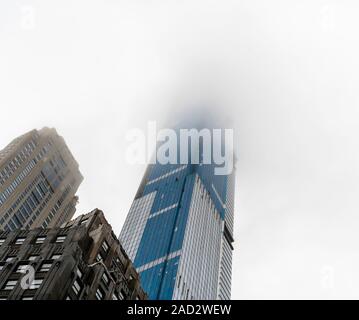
[{"left": 0, "top": 209, "right": 147, "bottom": 300}]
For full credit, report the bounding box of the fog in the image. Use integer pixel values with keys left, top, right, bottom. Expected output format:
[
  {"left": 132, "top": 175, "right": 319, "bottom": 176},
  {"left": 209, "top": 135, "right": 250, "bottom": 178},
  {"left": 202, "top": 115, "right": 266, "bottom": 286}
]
[{"left": 1, "top": 0, "right": 359, "bottom": 298}]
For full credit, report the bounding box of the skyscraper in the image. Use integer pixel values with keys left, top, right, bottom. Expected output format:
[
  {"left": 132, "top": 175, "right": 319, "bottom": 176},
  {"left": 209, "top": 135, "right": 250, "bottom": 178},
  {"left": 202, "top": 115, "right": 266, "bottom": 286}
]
[
  {"left": 120, "top": 129, "right": 235, "bottom": 300},
  {"left": 0, "top": 128, "right": 83, "bottom": 231}
]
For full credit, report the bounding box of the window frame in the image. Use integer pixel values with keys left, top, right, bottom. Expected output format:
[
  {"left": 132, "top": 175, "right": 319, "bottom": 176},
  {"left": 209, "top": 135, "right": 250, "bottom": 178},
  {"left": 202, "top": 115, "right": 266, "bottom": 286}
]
[
  {"left": 3, "top": 280, "right": 17, "bottom": 290},
  {"left": 101, "top": 241, "right": 109, "bottom": 253},
  {"left": 35, "top": 236, "right": 46, "bottom": 244},
  {"left": 55, "top": 235, "right": 66, "bottom": 243},
  {"left": 16, "top": 263, "right": 30, "bottom": 273},
  {"left": 15, "top": 237, "right": 26, "bottom": 245},
  {"left": 39, "top": 262, "right": 52, "bottom": 272},
  {"left": 72, "top": 280, "right": 82, "bottom": 296},
  {"left": 29, "top": 279, "right": 43, "bottom": 290},
  {"left": 102, "top": 272, "right": 110, "bottom": 286},
  {"left": 28, "top": 255, "right": 39, "bottom": 261},
  {"left": 95, "top": 288, "right": 104, "bottom": 300},
  {"left": 5, "top": 256, "right": 15, "bottom": 262},
  {"left": 76, "top": 268, "right": 83, "bottom": 279}
]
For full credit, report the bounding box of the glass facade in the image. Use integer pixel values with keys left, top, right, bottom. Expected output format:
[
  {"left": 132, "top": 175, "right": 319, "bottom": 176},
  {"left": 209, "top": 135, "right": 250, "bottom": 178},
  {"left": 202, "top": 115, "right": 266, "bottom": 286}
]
[{"left": 120, "top": 156, "right": 235, "bottom": 300}]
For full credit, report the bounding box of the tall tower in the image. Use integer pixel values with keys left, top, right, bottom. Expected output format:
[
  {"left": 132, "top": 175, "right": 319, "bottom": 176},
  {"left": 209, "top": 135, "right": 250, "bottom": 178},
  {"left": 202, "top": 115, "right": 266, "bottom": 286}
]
[
  {"left": 120, "top": 128, "right": 235, "bottom": 300},
  {"left": 0, "top": 128, "right": 83, "bottom": 231}
]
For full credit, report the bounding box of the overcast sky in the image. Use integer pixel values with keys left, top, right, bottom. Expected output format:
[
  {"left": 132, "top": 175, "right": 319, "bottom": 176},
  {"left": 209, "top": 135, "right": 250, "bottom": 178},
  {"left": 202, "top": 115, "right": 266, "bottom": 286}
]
[{"left": 2, "top": 0, "right": 359, "bottom": 299}]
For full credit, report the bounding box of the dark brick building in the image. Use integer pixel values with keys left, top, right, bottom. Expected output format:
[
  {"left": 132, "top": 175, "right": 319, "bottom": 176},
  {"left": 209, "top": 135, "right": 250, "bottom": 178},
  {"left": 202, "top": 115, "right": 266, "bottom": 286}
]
[{"left": 0, "top": 209, "right": 147, "bottom": 300}]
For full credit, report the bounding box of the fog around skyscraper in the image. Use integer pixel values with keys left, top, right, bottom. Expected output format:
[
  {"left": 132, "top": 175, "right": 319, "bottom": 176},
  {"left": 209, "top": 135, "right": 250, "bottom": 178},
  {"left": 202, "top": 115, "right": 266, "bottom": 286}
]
[{"left": 1, "top": 1, "right": 359, "bottom": 299}]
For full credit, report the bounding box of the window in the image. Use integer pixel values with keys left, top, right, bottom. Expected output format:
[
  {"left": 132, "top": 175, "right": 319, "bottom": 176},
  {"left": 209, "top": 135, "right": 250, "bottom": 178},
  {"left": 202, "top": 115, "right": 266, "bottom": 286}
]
[
  {"left": 28, "top": 255, "right": 39, "bottom": 261},
  {"left": 102, "top": 272, "right": 110, "bottom": 285},
  {"left": 112, "top": 293, "right": 118, "bottom": 300},
  {"left": 118, "top": 290, "right": 125, "bottom": 300},
  {"left": 21, "top": 297, "right": 33, "bottom": 300},
  {"left": 3, "top": 280, "right": 17, "bottom": 290},
  {"left": 0, "top": 263, "right": 4, "bottom": 271},
  {"left": 72, "top": 280, "right": 81, "bottom": 295},
  {"left": 51, "top": 254, "right": 61, "bottom": 260},
  {"left": 29, "top": 279, "right": 43, "bottom": 290},
  {"left": 66, "top": 296, "right": 71, "bottom": 300},
  {"left": 16, "top": 263, "right": 30, "bottom": 273},
  {"left": 96, "top": 253, "right": 103, "bottom": 262},
  {"left": 6, "top": 256, "right": 15, "bottom": 262},
  {"left": 35, "top": 236, "right": 46, "bottom": 244},
  {"left": 39, "top": 262, "right": 52, "bottom": 272},
  {"left": 15, "top": 237, "right": 26, "bottom": 245},
  {"left": 55, "top": 235, "right": 66, "bottom": 243},
  {"left": 101, "top": 241, "right": 109, "bottom": 253},
  {"left": 76, "top": 268, "right": 83, "bottom": 279},
  {"left": 0, "top": 238, "right": 5, "bottom": 246},
  {"left": 95, "top": 288, "right": 104, "bottom": 300}
]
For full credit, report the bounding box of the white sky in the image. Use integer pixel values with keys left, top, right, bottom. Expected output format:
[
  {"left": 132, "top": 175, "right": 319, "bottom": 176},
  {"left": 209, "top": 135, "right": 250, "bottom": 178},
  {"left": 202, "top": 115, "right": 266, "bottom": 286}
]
[{"left": 1, "top": 0, "right": 359, "bottom": 299}]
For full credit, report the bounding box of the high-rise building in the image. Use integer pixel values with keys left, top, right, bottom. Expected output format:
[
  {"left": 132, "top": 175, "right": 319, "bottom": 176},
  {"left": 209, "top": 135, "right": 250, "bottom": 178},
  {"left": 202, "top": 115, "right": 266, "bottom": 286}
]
[
  {"left": 0, "top": 209, "right": 147, "bottom": 300},
  {"left": 120, "top": 131, "right": 235, "bottom": 300},
  {"left": 0, "top": 128, "right": 83, "bottom": 231}
]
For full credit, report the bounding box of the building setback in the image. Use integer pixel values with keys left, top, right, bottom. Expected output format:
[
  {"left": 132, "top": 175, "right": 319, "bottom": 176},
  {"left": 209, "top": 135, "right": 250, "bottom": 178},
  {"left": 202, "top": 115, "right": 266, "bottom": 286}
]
[
  {"left": 0, "top": 128, "right": 83, "bottom": 231},
  {"left": 0, "top": 209, "right": 147, "bottom": 300}
]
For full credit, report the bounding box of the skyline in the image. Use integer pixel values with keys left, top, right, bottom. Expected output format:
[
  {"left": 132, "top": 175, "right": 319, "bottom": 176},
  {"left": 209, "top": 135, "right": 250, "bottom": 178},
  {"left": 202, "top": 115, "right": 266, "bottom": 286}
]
[
  {"left": 0, "top": 124, "right": 236, "bottom": 301},
  {"left": 2, "top": 0, "right": 359, "bottom": 299}
]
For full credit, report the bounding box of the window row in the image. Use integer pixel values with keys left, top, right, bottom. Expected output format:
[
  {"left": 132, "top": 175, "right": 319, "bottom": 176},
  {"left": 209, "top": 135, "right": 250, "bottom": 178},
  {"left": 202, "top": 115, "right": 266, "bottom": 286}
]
[
  {"left": 0, "top": 140, "right": 37, "bottom": 186},
  {"left": 2, "top": 278, "right": 43, "bottom": 291},
  {"left": 0, "top": 159, "right": 37, "bottom": 206},
  {"left": 0, "top": 234, "right": 67, "bottom": 247},
  {"left": 0, "top": 253, "right": 62, "bottom": 267}
]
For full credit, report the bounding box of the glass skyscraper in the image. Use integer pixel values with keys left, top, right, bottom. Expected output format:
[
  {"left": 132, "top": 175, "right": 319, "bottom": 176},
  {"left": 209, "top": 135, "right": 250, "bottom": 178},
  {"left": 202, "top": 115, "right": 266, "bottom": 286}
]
[
  {"left": 120, "top": 130, "right": 235, "bottom": 300},
  {"left": 0, "top": 128, "right": 83, "bottom": 231}
]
